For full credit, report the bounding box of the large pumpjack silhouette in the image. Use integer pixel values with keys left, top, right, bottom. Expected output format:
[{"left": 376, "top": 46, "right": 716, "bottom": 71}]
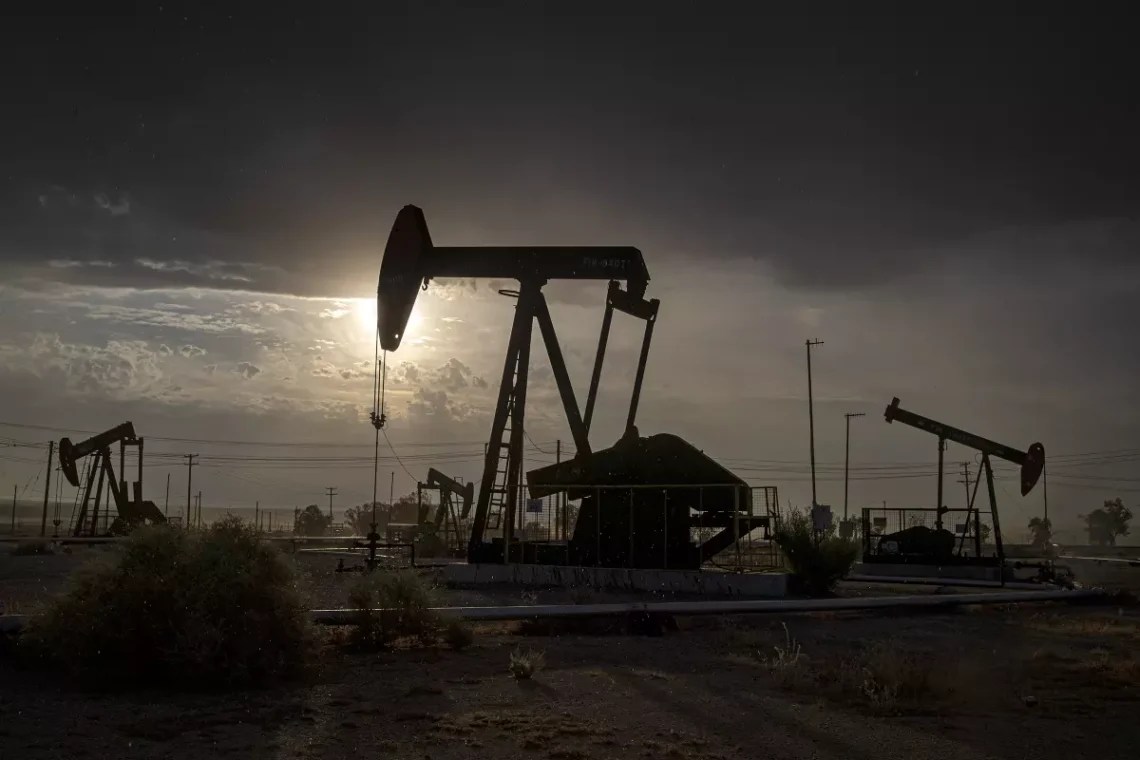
[{"left": 375, "top": 205, "right": 767, "bottom": 570}]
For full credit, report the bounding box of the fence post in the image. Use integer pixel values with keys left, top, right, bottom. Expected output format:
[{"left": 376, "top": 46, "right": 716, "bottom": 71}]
[
  {"left": 596, "top": 486, "right": 601, "bottom": 568},
  {"left": 698, "top": 488, "right": 704, "bottom": 568},
  {"left": 734, "top": 485, "right": 741, "bottom": 568}
]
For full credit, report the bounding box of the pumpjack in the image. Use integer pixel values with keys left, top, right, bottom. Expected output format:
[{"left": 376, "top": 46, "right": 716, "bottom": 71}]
[
  {"left": 59, "top": 422, "right": 166, "bottom": 536},
  {"left": 411, "top": 468, "right": 475, "bottom": 557},
  {"left": 376, "top": 205, "right": 764, "bottom": 570},
  {"left": 877, "top": 397, "right": 1045, "bottom": 565}
]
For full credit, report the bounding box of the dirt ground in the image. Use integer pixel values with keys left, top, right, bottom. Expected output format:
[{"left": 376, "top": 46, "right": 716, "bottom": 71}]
[{"left": 3, "top": 547, "right": 1140, "bottom": 759}]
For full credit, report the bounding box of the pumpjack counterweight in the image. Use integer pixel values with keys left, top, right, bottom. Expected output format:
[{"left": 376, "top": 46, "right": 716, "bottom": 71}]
[{"left": 376, "top": 205, "right": 761, "bottom": 569}]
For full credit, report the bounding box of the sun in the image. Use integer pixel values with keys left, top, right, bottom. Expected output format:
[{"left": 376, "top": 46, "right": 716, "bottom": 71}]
[{"left": 353, "top": 298, "right": 423, "bottom": 343}]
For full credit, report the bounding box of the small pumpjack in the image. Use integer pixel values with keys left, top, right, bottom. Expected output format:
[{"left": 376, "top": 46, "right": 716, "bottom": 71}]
[
  {"left": 59, "top": 422, "right": 166, "bottom": 536},
  {"left": 414, "top": 468, "right": 475, "bottom": 558},
  {"left": 879, "top": 397, "right": 1045, "bottom": 566}
]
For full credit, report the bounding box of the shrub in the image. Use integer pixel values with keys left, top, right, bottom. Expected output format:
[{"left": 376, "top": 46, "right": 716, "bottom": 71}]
[
  {"left": 12, "top": 539, "right": 54, "bottom": 556},
  {"left": 442, "top": 618, "right": 474, "bottom": 651},
  {"left": 18, "top": 516, "right": 315, "bottom": 688},
  {"left": 773, "top": 509, "right": 859, "bottom": 596},
  {"left": 509, "top": 647, "right": 545, "bottom": 680},
  {"left": 346, "top": 570, "right": 442, "bottom": 648}
]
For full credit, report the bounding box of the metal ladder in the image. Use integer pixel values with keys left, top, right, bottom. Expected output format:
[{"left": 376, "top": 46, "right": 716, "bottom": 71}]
[{"left": 485, "top": 355, "right": 522, "bottom": 532}]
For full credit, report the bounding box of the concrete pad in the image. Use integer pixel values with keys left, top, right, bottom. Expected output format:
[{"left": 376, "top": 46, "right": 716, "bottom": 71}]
[{"left": 441, "top": 563, "right": 788, "bottom": 597}]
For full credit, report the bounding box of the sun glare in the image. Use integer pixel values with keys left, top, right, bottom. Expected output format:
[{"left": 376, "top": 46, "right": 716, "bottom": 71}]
[{"left": 352, "top": 297, "right": 424, "bottom": 343}]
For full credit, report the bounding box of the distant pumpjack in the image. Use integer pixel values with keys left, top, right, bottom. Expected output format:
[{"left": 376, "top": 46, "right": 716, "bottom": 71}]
[
  {"left": 58, "top": 422, "right": 166, "bottom": 536},
  {"left": 376, "top": 206, "right": 763, "bottom": 568},
  {"left": 414, "top": 468, "right": 475, "bottom": 557},
  {"left": 883, "top": 397, "right": 1045, "bottom": 563}
]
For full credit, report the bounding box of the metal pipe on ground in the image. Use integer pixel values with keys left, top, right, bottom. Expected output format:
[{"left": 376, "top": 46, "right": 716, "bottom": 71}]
[
  {"left": 0, "top": 535, "right": 373, "bottom": 544},
  {"left": 310, "top": 588, "right": 1102, "bottom": 624},
  {"left": 0, "top": 589, "right": 1104, "bottom": 634},
  {"left": 846, "top": 574, "right": 1060, "bottom": 590}
]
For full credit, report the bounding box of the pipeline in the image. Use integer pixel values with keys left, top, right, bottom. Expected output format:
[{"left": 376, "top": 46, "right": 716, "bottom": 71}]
[
  {"left": 0, "top": 588, "right": 1103, "bottom": 634},
  {"left": 315, "top": 587, "right": 1099, "bottom": 623},
  {"left": 0, "top": 535, "right": 373, "bottom": 544},
  {"left": 846, "top": 574, "right": 1059, "bottom": 590}
]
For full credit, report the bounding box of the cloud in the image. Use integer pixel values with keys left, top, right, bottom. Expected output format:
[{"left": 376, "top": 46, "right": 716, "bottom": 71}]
[
  {"left": 235, "top": 362, "right": 261, "bottom": 379},
  {"left": 433, "top": 357, "right": 472, "bottom": 392},
  {"left": 0, "top": 333, "right": 168, "bottom": 400},
  {"left": 179, "top": 344, "right": 206, "bottom": 357},
  {"left": 94, "top": 192, "right": 131, "bottom": 216}
]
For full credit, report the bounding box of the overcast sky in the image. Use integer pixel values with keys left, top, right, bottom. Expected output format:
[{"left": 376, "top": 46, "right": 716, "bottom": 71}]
[{"left": 1, "top": 3, "right": 1137, "bottom": 539}]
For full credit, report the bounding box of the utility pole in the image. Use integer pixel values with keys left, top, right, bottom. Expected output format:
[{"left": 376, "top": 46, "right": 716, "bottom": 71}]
[
  {"left": 843, "top": 413, "right": 864, "bottom": 521},
  {"left": 325, "top": 487, "right": 337, "bottom": 521},
  {"left": 1042, "top": 462, "right": 1049, "bottom": 525},
  {"left": 556, "top": 439, "right": 563, "bottom": 539},
  {"left": 164, "top": 472, "right": 170, "bottom": 517},
  {"left": 10, "top": 484, "right": 16, "bottom": 535},
  {"left": 959, "top": 462, "right": 972, "bottom": 508},
  {"left": 40, "top": 440, "right": 55, "bottom": 537},
  {"left": 196, "top": 490, "right": 202, "bottom": 528},
  {"left": 805, "top": 338, "right": 824, "bottom": 506},
  {"left": 255, "top": 500, "right": 260, "bottom": 531},
  {"left": 184, "top": 454, "right": 198, "bottom": 524},
  {"left": 936, "top": 437, "right": 948, "bottom": 531}
]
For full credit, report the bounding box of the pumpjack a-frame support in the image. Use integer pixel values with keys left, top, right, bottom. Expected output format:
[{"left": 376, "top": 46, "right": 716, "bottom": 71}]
[{"left": 466, "top": 279, "right": 659, "bottom": 563}]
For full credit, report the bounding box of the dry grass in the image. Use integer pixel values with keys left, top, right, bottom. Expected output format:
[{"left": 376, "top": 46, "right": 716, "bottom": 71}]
[
  {"left": 1027, "top": 610, "right": 1140, "bottom": 640},
  {"left": 753, "top": 622, "right": 949, "bottom": 714},
  {"left": 508, "top": 647, "right": 546, "bottom": 679}
]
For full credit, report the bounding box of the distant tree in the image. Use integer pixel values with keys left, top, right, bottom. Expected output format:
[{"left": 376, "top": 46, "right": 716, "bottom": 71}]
[
  {"left": 344, "top": 503, "right": 385, "bottom": 535},
  {"left": 1081, "top": 498, "right": 1132, "bottom": 546},
  {"left": 1027, "top": 517, "right": 1053, "bottom": 549},
  {"left": 294, "top": 504, "right": 331, "bottom": 536},
  {"left": 389, "top": 492, "right": 421, "bottom": 524},
  {"left": 979, "top": 523, "right": 992, "bottom": 544}
]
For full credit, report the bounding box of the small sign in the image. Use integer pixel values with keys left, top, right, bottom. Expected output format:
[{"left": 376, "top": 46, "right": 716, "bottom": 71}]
[
  {"left": 811, "top": 504, "right": 833, "bottom": 532},
  {"left": 954, "top": 523, "right": 968, "bottom": 534},
  {"left": 526, "top": 499, "right": 544, "bottom": 514}
]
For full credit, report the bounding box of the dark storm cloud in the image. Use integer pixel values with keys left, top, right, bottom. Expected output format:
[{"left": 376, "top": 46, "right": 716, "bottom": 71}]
[{"left": 1, "top": 4, "right": 1138, "bottom": 297}]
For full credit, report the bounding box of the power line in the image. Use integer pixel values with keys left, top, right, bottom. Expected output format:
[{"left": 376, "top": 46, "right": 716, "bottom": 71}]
[
  {"left": 381, "top": 428, "right": 417, "bottom": 483},
  {"left": 0, "top": 420, "right": 517, "bottom": 450}
]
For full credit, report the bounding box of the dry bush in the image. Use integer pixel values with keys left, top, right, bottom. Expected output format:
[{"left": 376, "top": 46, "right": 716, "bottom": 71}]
[
  {"left": 773, "top": 509, "right": 859, "bottom": 596},
  {"left": 509, "top": 647, "right": 546, "bottom": 679},
  {"left": 442, "top": 618, "right": 474, "bottom": 651},
  {"left": 346, "top": 569, "right": 443, "bottom": 648},
  {"left": 17, "top": 516, "right": 316, "bottom": 688}
]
